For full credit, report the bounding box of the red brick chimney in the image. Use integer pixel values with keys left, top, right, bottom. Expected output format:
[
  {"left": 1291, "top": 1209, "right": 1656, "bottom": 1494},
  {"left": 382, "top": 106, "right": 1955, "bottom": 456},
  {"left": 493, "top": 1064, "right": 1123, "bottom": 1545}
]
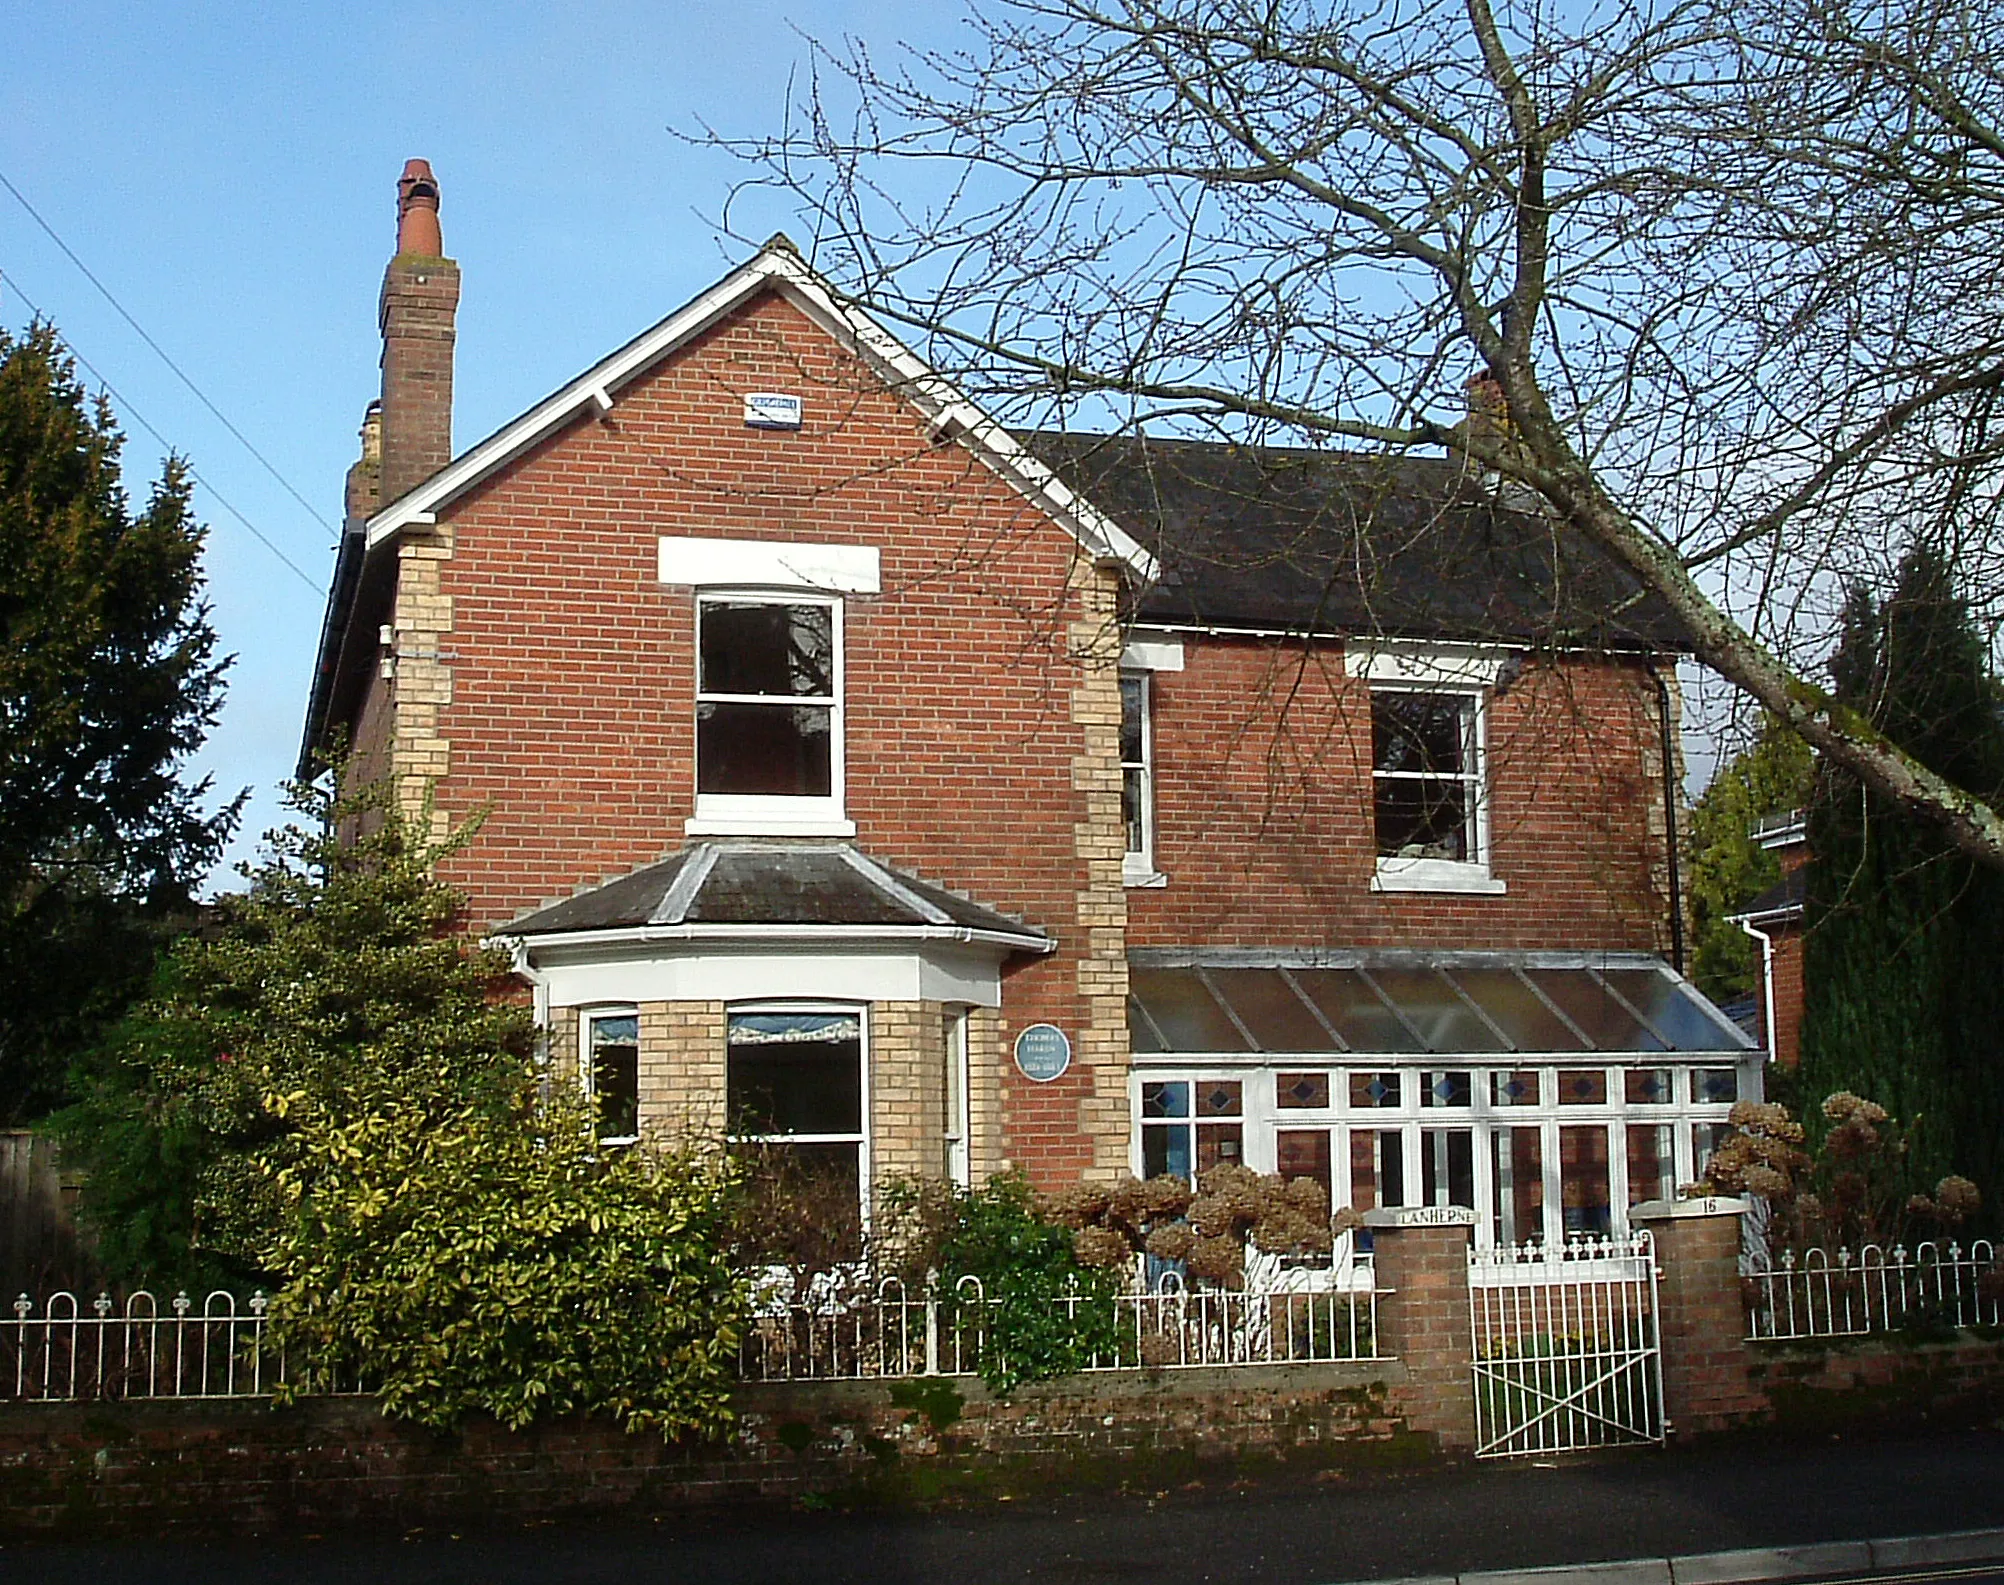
[
  {"left": 343, "top": 400, "right": 382, "bottom": 520},
  {"left": 377, "top": 159, "right": 458, "bottom": 503}
]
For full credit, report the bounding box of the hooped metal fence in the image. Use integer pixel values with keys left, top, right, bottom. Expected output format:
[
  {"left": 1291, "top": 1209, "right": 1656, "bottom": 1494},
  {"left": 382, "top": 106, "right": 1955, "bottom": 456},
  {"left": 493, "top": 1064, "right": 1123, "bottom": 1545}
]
[
  {"left": 737, "top": 1265, "right": 1386, "bottom": 1382},
  {"left": 9, "top": 1290, "right": 284, "bottom": 1402},
  {"left": 1468, "top": 1233, "right": 1665, "bottom": 1459},
  {"left": 7, "top": 1265, "right": 1385, "bottom": 1401},
  {"left": 1743, "top": 1240, "right": 2000, "bottom": 1340}
]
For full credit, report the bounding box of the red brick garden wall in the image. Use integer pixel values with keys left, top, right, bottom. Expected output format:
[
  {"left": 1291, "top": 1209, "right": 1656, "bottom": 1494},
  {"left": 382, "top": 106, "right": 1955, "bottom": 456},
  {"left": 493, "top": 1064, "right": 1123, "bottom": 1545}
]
[{"left": 0, "top": 1365, "right": 1419, "bottom": 1536}]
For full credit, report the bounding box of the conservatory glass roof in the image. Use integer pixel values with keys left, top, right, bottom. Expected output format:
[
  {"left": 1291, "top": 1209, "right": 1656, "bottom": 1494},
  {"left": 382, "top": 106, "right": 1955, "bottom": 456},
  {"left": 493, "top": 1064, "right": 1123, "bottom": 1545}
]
[{"left": 1127, "top": 951, "right": 1753, "bottom": 1057}]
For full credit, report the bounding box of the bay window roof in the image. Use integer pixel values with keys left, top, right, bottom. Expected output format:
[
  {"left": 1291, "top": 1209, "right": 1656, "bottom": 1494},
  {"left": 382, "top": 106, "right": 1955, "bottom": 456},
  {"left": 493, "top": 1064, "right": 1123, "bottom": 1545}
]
[
  {"left": 1128, "top": 950, "right": 1753, "bottom": 1057},
  {"left": 499, "top": 839, "right": 1049, "bottom": 950}
]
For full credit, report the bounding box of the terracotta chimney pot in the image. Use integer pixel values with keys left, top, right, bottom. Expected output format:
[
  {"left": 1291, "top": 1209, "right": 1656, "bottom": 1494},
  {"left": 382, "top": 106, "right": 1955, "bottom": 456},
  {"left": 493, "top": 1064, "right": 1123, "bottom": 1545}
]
[{"left": 396, "top": 159, "right": 443, "bottom": 258}]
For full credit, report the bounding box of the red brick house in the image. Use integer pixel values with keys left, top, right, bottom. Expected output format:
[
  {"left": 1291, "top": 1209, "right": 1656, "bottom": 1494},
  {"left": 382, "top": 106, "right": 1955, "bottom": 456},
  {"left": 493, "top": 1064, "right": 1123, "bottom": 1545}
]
[
  {"left": 1731, "top": 810, "right": 1809, "bottom": 1070},
  {"left": 302, "top": 162, "right": 1756, "bottom": 1249}
]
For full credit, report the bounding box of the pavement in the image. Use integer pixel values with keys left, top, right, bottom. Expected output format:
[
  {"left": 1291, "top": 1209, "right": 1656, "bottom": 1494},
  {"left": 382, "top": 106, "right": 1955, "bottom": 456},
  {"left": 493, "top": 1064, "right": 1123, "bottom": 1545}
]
[{"left": 4, "top": 1426, "right": 2003, "bottom": 1584}]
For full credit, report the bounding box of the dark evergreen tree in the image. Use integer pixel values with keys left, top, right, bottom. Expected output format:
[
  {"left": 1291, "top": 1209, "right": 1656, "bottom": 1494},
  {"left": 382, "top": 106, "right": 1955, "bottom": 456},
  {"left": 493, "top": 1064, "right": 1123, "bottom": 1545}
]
[
  {"left": 0, "top": 322, "right": 238, "bottom": 1119},
  {"left": 1800, "top": 545, "right": 2004, "bottom": 1217},
  {"left": 47, "top": 777, "right": 529, "bottom": 1287}
]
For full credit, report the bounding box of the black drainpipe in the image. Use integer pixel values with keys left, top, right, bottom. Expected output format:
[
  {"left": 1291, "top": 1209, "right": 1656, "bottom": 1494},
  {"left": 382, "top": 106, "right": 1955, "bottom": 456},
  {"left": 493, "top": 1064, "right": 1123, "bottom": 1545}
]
[{"left": 1650, "top": 663, "right": 1687, "bottom": 974}]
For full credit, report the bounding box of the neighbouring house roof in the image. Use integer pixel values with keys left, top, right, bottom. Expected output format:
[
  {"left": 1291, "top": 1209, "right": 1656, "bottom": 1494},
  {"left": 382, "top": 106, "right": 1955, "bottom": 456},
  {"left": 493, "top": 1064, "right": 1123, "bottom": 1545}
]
[
  {"left": 1127, "top": 949, "right": 1753, "bottom": 1056},
  {"left": 1714, "top": 993, "right": 1762, "bottom": 1043},
  {"left": 1022, "top": 432, "right": 1692, "bottom": 651},
  {"left": 495, "top": 840, "right": 1051, "bottom": 951},
  {"left": 1749, "top": 809, "right": 1807, "bottom": 850},
  {"left": 1729, "top": 867, "right": 1806, "bottom": 926}
]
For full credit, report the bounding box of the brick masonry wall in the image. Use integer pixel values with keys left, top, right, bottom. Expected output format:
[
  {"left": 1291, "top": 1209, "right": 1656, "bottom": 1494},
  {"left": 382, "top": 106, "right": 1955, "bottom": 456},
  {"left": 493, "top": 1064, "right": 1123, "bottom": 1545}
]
[
  {"left": 1767, "top": 924, "right": 1804, "bottom": 1069},
  {"left": 0, "top": 1364, "right": 1420, "bottom": 1536},
  {"left": 868, "top": 1001, "right": 949, "bottom": 1183},
  {"left": 1129, "top": 644, "right": 1676, "bottom": 954},
  {"left": 1749, "top": 1333, "right": 2004, "bottom": 1430},
  {"left": 385, "top": 290, "right": 1125, "bottom": 1188},
  {"left": 346, "top": 283, "right": 1686, "bottom": 1187},
  {"left": 639, "top": 1001, "right": 727, "bottom": 1144},
  {"left": 1368, "top": 1223, "right": 1477, "bottom": 1448},
  {"left": 1637, "top": 1210, "right": 1767, "bottom": 1436},
  {"left": 966, "top": 1006, "right": 1008, "bottom": 1184},
  {"left": 378, "top": 255, "right": 459, "bottom": 503}
]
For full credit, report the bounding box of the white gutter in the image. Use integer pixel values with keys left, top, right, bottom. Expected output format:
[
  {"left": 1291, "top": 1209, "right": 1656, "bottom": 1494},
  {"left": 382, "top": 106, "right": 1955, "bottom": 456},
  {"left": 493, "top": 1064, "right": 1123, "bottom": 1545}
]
[
  {"left": 490, "top": 921, "right": 1054, "bottom": 957},
  {"left": 1737, "top": 916, "right": 1778, "bottom": 1065},
  {"left": 501, "top": 939, "right": 554, "bottom": 1043}
]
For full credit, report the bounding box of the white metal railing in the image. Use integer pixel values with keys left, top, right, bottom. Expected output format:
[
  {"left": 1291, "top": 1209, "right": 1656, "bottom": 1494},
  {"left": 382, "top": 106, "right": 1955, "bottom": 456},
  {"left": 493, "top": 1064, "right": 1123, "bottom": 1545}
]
[
  {"left": 4, "top": 1289, "right": 360, "bottom": 1402},
  {"left": 8, "top": 1264, "right": 1385, "bottom": 1401},
  {"left": 1468, "top": 1233, "right": 1665, "bottom": 1458},
  {"left": 738, "top": 1263, "right": 1385, "bottom": 1382},
  {"left": 1744, "top": 1240, "right": 2000, "bottom": 1340}
]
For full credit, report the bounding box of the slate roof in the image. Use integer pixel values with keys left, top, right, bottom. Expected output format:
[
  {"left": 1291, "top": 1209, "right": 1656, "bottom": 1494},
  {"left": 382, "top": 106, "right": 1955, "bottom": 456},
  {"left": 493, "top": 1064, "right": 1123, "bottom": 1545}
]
[
  {"left": 499, "top": 841, "right": 1051, "bottom": 945},
  {"left": 1731, "top": 866, "right": 1806, "bottom": 923},
  {"left": 1022, "top": 432, "right": 1691, "bottom": 650}
]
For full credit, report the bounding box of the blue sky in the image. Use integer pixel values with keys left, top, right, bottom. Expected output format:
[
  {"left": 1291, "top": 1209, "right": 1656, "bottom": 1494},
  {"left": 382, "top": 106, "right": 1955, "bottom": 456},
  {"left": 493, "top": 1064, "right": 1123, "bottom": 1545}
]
[
  {"left": 4, "top": 2, "right": 1729, "bottom": 892},
  {"left": 2, "top": 1, "right": 948, "bottom": 884}
]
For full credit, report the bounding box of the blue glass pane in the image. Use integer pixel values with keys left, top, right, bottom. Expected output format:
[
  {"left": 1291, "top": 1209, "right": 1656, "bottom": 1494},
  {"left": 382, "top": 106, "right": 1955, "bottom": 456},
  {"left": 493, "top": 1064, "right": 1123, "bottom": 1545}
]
[
  {"left": 1143, "top": 1123, "right": 1193, "bottom": 1180},
  {"left": 1693, "top": 1067, "right": 1739, "bottom": 1103},
  {"left": 1142, "top": 1081, "right": 1190, "bottom": 1119}
]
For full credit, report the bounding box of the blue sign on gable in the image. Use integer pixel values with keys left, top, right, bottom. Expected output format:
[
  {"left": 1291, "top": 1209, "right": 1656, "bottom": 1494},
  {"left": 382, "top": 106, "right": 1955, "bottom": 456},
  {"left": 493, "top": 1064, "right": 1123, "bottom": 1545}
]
[{"left": 1013, "top": 1023, "right": 1072, "bottom": 1083}]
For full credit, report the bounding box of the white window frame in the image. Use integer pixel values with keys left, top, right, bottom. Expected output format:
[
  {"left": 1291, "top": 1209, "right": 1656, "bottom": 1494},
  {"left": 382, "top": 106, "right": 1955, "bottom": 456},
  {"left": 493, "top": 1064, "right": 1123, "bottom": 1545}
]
[
  {"left": 688, "top": 591, "right": 854, "bottom": 838},
  {"left": 1366, "top": 681, "right": 1504, "bottom": 895},
  {"left": 944, "top": 1007, "right": 972, "bottom": 1189},
  {"left": 1120, "top": 670, "right": 1168, "bottom": 887},
  {"left": 1132, "top": 1071, "right": 1247, "bottom": 1180},
  {"left": 1129, "top": 1057, "right": 1755, "bottom": 1250},
  {"left": 725, "top": 1001, "right": 873, "bottom": 1225},
  {"left": 581, "top": 1004, "right": 642, "bottom": 1149}
]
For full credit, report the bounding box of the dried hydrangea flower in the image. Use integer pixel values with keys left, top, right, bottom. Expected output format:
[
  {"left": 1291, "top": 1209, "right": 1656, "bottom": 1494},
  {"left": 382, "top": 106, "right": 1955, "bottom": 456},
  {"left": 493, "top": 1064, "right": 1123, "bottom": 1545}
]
[
  {"left": 1072, "top": 1225, "right": 1133, "bottom": 1269},
  {"left": 1821, "top": 1091, "right": 1889, "bottom": 1125},
  {"left": 1138, "top": 1174, "right": 1194, "bottom": 1221},
  {"left": 1145, "top": 1223, "right": 1196, "bottom": 1262},
  {"left": 1186, "top": 1234, "right": 1242, "bottom": 1283},
  {"left": 1282, "top": 1175, "right": 1331, "bottom": 1217},
  {"left": 1936, "top": 1175, "right": 1981, "bottom": 1219}
]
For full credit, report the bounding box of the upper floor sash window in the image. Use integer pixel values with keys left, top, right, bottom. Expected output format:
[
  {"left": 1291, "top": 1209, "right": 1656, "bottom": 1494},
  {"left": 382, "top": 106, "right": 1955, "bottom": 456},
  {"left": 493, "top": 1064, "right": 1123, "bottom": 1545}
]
[{"left": 692, "top": 593, "right": 849, "bottom": 834}]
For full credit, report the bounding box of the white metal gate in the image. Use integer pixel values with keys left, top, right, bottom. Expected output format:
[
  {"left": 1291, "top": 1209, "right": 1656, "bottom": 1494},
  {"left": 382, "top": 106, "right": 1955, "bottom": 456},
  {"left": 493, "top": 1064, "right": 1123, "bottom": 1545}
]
[{"left": 1468, "top": 1233, "right": 1664, "bottom": 1458}]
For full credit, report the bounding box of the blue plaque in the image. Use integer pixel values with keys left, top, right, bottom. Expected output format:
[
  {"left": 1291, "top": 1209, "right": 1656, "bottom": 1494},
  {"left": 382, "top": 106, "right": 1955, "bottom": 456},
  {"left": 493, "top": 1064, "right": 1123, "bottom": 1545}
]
[{"left": 1013, "top": 1023, "right": 1072, "bottom": 1083}]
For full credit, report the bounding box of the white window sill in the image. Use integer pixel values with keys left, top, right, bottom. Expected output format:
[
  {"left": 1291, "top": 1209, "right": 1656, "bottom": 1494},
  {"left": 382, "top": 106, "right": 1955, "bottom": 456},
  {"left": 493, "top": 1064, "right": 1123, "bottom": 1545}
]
[
  {"left": 1371, "top": 858, "right": 1506, "bottom": 895},
  {"left": 685, "top": 816, "right": 858, "bottom": 838},
  {"left": 1122, "top": 856, "right": 1169, "bottom": 889}
]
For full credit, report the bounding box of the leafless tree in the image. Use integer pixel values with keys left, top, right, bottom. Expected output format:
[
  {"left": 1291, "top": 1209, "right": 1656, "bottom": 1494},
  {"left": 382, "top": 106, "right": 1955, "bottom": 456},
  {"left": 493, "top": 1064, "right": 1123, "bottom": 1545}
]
[{"left": 699, "top": 0, "right": 2004, "bottom": 866}]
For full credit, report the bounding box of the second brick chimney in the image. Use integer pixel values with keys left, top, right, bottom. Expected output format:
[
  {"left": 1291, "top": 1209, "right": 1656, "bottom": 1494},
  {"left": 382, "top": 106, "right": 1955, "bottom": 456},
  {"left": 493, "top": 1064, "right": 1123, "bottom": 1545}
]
[{"left": 377, "top": 159, "right": 458, "bottom": 503}]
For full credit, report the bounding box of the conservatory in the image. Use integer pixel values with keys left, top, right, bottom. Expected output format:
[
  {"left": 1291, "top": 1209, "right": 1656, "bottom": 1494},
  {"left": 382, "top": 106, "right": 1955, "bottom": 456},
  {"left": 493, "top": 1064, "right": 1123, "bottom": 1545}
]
[{"left": 1126, "top": 950, "right": 1758, "bottom": 1249}]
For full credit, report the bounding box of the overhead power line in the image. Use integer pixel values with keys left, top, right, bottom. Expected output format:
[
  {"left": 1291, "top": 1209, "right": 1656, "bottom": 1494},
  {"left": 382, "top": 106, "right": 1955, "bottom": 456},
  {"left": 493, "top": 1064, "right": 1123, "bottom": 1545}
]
[
  {"left": 0, "top": 165, "right": 336, "bottom": 537},
  {"left": 0, "top": 266, "right": 324, "bottom": 594}
]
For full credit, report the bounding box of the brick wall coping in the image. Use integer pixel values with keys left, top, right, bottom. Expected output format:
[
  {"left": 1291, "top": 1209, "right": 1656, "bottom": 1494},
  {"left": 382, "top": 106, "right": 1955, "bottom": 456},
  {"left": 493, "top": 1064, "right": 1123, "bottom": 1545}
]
[
  {"left": 1363, "top": 1205, "right": 1480, "bottom": 1228},
  {"left": 0, "top": 1359, "right": 1410, "bottom": 1435},
  {"left": 1631, "top": 1196, "right": 1751, "bottom": 1220}
]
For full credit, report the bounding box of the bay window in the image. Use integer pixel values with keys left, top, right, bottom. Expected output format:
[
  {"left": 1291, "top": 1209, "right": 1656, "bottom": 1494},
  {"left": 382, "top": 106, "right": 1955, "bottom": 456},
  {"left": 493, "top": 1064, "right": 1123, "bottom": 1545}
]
[
  {"left": 583, "top": 1009, "right": 640, "bottom": 1148},
  {"left": 727, "top": 1007, "right": 868, "bottom": 1238}
]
